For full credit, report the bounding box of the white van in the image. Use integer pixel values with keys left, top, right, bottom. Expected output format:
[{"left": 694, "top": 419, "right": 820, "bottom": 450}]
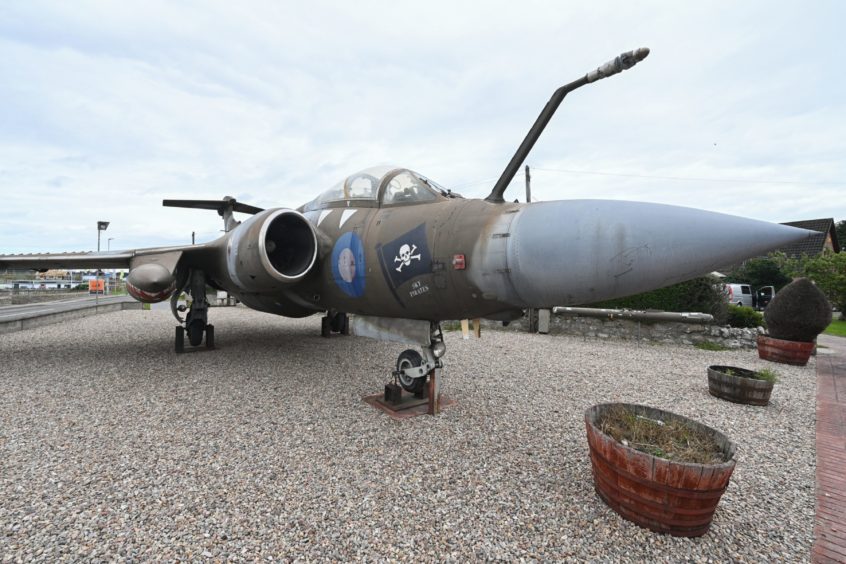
[{"left": 723, "top": 283, "right": 754, "bottom": 308}]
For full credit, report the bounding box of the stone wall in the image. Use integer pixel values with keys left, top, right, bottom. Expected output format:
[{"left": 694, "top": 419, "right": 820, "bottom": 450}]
[{"left": 482, "top": 312, "right": 764, "bottom": 349}]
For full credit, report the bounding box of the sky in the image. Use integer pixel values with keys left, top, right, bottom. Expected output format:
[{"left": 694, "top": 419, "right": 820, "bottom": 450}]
[{"left": 0, "top": 1, "right": 843, "bottom": 253}]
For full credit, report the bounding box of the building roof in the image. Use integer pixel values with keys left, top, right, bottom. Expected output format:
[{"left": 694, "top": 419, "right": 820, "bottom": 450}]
[{"left": 778, "top": 218, "right": 840, "bottom": 257}]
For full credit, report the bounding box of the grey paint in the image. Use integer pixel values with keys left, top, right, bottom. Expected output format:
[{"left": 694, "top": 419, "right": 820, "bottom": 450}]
[
  {"left": 553, "top": 307, "right": 715, "bottom": 324},
  {"left": 502, "top": 200, "right": 812, "bottom": 308}
]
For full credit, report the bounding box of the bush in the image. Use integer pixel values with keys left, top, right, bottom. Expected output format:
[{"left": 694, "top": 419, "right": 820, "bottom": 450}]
[
  {"left": 765, "top": 278, "right": 832, "bottom": 342},
  {"left": 589, "top": 276, "right": 727, "bottom": 322},
  {"left": 726, "top": 305, "right": 763, "bottom": 328},
  {"left": 725, "top": 256, "right": 792, "bottom": 292}
]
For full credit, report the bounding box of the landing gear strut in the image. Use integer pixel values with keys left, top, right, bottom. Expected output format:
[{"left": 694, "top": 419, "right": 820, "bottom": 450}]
[{"left": 174, "top": 270, "right": 215, "bottom": 353}]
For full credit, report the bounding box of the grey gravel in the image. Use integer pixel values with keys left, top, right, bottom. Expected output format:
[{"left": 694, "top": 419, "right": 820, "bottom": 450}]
[{"left": 0, "top": 307, "right": 816, "bottom": 562}]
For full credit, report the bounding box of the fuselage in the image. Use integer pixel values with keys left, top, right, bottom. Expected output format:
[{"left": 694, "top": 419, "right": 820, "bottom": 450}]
[{"left": 197, "top": 166, "right": 813, "bottom": 324}]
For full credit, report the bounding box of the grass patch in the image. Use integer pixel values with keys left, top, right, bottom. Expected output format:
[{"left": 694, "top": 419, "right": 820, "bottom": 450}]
[
  {"left": 824, "top": 320, "right": 846, "bottom": 337},
  {"left": 597, "top": 405, "right": 727, "bottom": 464},
  {"left": 754, "top": 368, "right": 779, "bottom": 383},
  {"left": 695, "top": 341, "right": 729, "bottom": 351}
]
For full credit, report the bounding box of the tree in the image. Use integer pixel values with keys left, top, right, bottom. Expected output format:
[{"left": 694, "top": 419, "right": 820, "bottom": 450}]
[
  {"left": 773, "top": 250, "right": 846, "bottom": 319},
  {"left": 801, "top": 251, "right": 846, "bottom": 319},
  {"left": 836, "top": 220, "right": 846, "bottom": 250},
  {"left": 725, "top": 256, "right": 792, "bottom": 292}
]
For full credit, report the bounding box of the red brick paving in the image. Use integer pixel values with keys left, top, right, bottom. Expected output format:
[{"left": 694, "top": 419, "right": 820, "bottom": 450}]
[{"left": 815, "top": 334, "right": 846, "bottom": 563}]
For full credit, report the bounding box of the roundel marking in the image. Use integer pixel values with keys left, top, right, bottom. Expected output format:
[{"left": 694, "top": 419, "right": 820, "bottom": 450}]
[{"left": 331, "top": 231, "right": 366, "bottom": 298}]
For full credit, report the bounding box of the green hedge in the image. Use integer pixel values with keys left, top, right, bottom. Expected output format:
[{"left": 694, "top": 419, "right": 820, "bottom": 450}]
[
  {"left": 589, "top": 276, "right": 727, "bottom": 321},
  {"left": 726, "top": 305, "right": 763, "bottom": 328}
]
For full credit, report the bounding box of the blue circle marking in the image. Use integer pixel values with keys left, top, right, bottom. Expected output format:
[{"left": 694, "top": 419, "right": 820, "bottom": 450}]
[{"left": 331, "top": 232, "right": 366, "bottom": 298}]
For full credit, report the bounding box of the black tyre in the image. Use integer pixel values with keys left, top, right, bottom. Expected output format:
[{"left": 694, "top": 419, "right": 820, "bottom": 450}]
[
  {"left": 321, "top": 316, "right": 331, "bottom": 338},
  {"left": 175, "top": 326, "right": 185, "bottom": 354},
  {"left": 396, "top": 349, "right": 427, "bottom": 394},
  {"left": 187, "top": 320, "right": 204, "bottom": 347},
  {"left": 341, "top": 314, "right": 350, "bottom": 336},
  {"left": 205, "top": 324, "right": 215, "bottom": 349}
]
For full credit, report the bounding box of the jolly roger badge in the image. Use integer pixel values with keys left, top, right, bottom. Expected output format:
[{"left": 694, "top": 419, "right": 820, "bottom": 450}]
[{"left": 378, "top": 223, "right": 432, "bottom": 290}]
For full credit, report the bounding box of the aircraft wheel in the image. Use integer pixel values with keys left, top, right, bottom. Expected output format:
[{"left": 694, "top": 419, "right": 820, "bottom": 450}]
[
  {"left": 205, "top": 324, "right": 215, "bottom": 349},
  {"left": 187, "top": 320, "right": 205, "bottom": 347},
  {"left": 341, "top": 314, "right": 350, "bottom": 336},
  {"left": 396, "top": 349, "right": 427, "bottom": 394},
  {"left": 175, "top": 326, "right": 185, "bottom": 354},
  {"left": 321, "top": 316, "right": 331, "bottom": 338}
]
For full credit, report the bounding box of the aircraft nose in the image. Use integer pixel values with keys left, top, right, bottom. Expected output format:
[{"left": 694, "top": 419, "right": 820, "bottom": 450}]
[{"left": 505, "top": 200, "right": 815, "bottom": 308}]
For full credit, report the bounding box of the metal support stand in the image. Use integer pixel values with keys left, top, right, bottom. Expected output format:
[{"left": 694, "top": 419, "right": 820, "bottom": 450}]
[
  {"left": 427, "top": 368, "right": 441, "bottom": 416},
  {"left": 538, "top": 309, "right": 551, "bottom": 334},
  {"left": 527, "top": 308, "right": 538, "bottom": 333},
  {"left": 321, "top": 311, "right": 349, "bottom": 338}
]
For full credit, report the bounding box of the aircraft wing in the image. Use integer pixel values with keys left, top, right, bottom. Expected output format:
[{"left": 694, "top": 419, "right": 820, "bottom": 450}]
[{"left": 0, "top": 243, "right": 215, "bottom": 271}]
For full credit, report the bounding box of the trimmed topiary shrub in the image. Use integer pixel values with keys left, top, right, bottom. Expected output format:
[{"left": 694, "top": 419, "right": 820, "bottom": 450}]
[{"left": 764, "top": 278, "right": 832, "bottom": 342}]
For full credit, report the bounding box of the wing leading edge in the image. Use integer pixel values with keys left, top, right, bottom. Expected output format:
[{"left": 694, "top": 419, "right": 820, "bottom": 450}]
[{"left": 0, "top": 243, "right": 211, "bottom": 271}]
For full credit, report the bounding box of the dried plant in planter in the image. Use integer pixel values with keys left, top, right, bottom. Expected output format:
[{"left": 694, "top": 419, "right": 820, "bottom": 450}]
[
  {"left": 707, "top": 365, "right": 777, "bottom": 406},
  {"left": 584, "top": 403, "right": 736, "bottom": 537},
  {"left": 596, "top": 404, "right": 727, "bottom": 464}
]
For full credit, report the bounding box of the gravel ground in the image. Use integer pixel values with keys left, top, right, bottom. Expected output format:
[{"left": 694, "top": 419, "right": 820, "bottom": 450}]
[{"left": 1, "top": 307, "right": 816, "bottom": 562}]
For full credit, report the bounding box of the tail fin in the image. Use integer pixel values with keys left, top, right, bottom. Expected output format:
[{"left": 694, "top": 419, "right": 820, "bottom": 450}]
[{"left": 163, "top": 196, "right": 264, "bottom": 232}]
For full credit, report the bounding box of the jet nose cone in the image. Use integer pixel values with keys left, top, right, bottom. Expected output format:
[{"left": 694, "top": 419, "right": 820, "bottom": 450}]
[{"left": 506, "top": 200, "right": 814, "bottom": 307}]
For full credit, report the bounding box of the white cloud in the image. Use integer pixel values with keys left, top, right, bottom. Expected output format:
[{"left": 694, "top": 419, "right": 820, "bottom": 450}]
[{"left": 0, "top": 0, "right": 843, "bottom": 252}]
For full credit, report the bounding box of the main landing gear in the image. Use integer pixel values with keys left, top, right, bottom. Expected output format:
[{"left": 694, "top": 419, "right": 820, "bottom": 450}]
[{"left": 173, "top": 270, "right": 215, "bottom": 353}]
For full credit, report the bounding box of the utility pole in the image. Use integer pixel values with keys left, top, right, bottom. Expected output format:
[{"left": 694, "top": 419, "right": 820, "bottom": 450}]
[
  {"left": 107, "top": 238, "right": 114, "bottom": 294},
  {"left": 525, "top": 165, "right": 538, "bottom": 333}
]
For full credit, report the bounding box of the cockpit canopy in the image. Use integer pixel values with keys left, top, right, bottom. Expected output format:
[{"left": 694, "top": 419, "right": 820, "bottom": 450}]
[{"left": 303, "top": 166, "right": 454, "bottom": 211}]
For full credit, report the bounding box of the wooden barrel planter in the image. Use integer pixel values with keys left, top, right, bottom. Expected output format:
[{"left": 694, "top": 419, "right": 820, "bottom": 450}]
[
  {"left": 707, "top": 365, "right": 774, "bottom": 406},
  {"left": 585, "top": 403, "right": 736, "bottom": 537},
  {"left": 757, "top": 335, "right": 814, "bottom": 366}
]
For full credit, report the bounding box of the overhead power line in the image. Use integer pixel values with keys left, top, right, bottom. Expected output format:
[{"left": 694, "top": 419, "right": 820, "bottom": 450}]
[
  {"left": 450, "top": 168, "right": 842, "bottom": 190},
  {"left": 531, "top": 167, "right": 842, "bottom": 186}
]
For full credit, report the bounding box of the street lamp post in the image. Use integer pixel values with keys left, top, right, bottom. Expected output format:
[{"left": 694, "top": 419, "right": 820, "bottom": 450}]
[
  {"left": 96, "top": 221, "right": 109, "bottom": 303},
  {"left": 97, "top": 221, "right": 109, "bottom": 252}
]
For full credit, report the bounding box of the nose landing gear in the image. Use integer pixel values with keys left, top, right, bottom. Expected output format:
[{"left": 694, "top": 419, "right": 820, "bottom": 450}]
[
  {"left": 387, "top": 323, "right": 446, "bottom": 414},
  {"left": 361, "top": 319, "right": 452, "bottom": 418}
]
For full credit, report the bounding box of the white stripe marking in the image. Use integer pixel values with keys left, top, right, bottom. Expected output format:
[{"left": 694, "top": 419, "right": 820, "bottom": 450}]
[
  {"left": 317, "top": 210, "right": 331, "bottom": 227},
  {"left": 339, "top": 209, "right": 357, "bottom": 228}
]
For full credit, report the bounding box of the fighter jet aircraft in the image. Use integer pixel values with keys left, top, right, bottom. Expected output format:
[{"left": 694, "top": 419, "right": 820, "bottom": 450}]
[{"left": 0, "top": 48, "right": 812, "bottom": 393}]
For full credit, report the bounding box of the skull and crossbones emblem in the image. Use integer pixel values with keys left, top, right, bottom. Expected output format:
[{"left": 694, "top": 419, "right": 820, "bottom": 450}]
[{"left": 394, "top": 243, "right": 421, "bottom": 272}]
